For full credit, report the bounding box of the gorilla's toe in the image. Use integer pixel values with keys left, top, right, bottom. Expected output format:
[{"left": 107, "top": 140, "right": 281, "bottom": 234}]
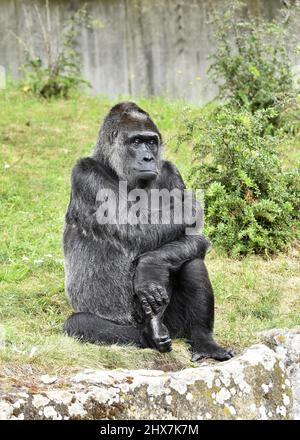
[
  {"left": 142, "top": 328, "right": 172, "bottom": 353},
  {"left": 192, "top": 345, "right": 235, "bottom": 362},
  {"left": 157, "top": 337, "right": 172, "bottom": 353}
]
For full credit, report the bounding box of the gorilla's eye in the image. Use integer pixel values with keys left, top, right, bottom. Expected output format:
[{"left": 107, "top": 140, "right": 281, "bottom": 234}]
[
  {"left": 133, "top": 138, "right": 140, "bottom": 144},
  {"left": 149, "top": 139, "right": 156, "bottom": 145}
]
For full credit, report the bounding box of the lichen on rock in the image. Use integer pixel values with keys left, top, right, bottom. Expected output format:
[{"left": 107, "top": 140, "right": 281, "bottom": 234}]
[{"left": 1, "top": 329, "right": 300, "bottom": 420}]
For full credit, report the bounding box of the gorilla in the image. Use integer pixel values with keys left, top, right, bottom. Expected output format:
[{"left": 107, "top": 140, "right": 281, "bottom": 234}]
[{"left": 63, "top": 102, "right": 233, "bottom": 361}]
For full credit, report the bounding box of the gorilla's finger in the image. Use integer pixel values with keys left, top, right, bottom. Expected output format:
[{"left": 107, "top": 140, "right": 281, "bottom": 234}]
[
  {"left": 140, "top": 296, "right": 152, "bottom": 315},
  {"left": 151, "top": 289, "right": 163, "bottom": 305},
  {"left": 147, "top": 295, "right": 161, "bottom": 313},
  {"left": 138, "top": 290, "right": 158, "bottom": 315},
  {"left": 161, "top": 290, "right": 169, "bottom": 303},
  {"left": 142, "top": 304, "right": 153, "bottom": 316},
  {"left": 154, "top": 287, "right": 169, "bottom": 304}
]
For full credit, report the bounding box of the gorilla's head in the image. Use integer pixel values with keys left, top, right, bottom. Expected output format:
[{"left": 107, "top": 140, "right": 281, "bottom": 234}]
[{"left": 94, "top": 102, "right": 162, "bottom": 185}]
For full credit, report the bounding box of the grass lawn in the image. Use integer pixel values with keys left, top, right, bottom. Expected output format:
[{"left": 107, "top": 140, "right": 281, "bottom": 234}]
[{"left": 0, "top": 86, "right": 299, "bottom": 376}]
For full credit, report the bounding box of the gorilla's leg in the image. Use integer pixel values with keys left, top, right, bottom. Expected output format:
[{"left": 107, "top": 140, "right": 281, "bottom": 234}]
[
  {"left": 134, "top": 236, "right": 210, "bottom": 354},
  {"left": 164, "top": 258, "right": 234, "bottom": 361},
  {"left": 63, "top": 312, "right": 144, "bottom": 346}
]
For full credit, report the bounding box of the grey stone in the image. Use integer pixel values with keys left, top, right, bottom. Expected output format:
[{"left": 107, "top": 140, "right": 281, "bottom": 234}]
[
  {"left": 259, "top": 327, "right": 300, "bottom": 420},
  {"left": 1, "top": 337, "right": 299, "bottom": 420}
]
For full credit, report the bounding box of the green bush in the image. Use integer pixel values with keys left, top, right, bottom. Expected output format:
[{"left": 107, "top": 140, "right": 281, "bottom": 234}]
[
  {"left": 278, "top": 95, "right": 300, "bottom": 135},
  {"left": 187, "top": 106, "right": 300, "bottom": 256},
  {"left": 13, "top": 2, "right": 101, "bottom": 98},
  {"left": 21, "top": 58, "right": 87, "bottom": 99},
  {"left": 209, "top": 1, "right": 299, "bottom": 114}
]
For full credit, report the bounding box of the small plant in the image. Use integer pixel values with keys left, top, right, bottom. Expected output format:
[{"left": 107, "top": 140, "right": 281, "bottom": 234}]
[
  {"left": 187, "top": 106, "right": 300, "bottom": 256},
  {"left": 208, "top": 0, "right": 300, "bottom": 114},
  {"left": 12, "top": 1, "right": 101, "bottom": 98}
]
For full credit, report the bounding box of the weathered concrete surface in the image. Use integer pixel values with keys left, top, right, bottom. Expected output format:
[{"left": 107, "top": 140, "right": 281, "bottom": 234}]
[
  {"left": 1, "top": 337, "right": 299, "bottom": 420},
  {"left": 0, "top": 0, "right": 288, "bottom": 103}
]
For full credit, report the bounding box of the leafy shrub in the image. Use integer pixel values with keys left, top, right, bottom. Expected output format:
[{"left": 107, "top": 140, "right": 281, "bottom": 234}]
[
  {"left": 278, "top": 95, "right": 300, "bottom": 135},
  {"left": 187, "top": 106, "right": 300, "bottom": 256},
  {"left": 209, "top": 1, "right": 300, "bottom": 114},
  {"left": 13, "top": 2, "right": 101, "bottom": 98},
  {"left": 21, "top": 58, "right": 87, "bottom": 99},
  {"left": 185, "top": 0, "right": 300, "bottom": 256}
]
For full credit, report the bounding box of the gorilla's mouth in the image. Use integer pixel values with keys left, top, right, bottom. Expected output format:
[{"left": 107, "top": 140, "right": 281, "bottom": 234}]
[
  {"left": 133, "top": 168, "right": 158, "bottom": 180},
  {"left": 134, "top": 168, "right": 158, "bottom": 175}
]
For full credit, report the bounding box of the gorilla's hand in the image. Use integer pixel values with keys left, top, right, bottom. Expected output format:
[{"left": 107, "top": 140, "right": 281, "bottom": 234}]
[{"left": 135, "top": 282, "right": 169, "bottom": 316}]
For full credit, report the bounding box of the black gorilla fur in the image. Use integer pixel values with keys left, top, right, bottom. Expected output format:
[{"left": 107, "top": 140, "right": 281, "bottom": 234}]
[{"left": 63, "top": 102, "right": 233, "bottom": 361}]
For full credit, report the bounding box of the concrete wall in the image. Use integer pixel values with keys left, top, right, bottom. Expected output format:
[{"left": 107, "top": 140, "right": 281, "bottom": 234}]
[{"left": 0, "top": 0, "right": 287, "bottom": 102}]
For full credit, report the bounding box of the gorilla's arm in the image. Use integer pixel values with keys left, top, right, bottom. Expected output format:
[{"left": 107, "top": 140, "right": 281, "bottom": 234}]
[
  {"left": 137, "top": 160, "right": 207, "bottom": 270},
  {"left": 134, "top": 235, "right": 209, "bottom": 314},
  {"left": 65, "top": 157, "right": 114, "bottom": 238},
  {"left": 137, "top": 235, "right": 209, "bottom": 270},
  {"left": 134, "top": 161, "right": 209, "bottom": 315}
]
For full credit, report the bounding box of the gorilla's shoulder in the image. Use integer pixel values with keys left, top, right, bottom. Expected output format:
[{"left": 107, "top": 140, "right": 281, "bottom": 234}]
[
  {"left": 160, "top": 160, "right": 185, "bottom": 189},
  {"left": 70, "top": 158, "right": 118, "bottom": 197},
  {"left": 73, "top": 157, "right": 102, "bottom": 175},
  {"left": 161, "top": 160, "right": 180, "bottom": 175},
  {"left": 72, "top": 157, "right": 117, "bottom": 183}
]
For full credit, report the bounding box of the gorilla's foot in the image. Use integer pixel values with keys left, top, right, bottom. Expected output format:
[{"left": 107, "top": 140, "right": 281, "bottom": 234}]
[
  {"left": 192, "top": 341, "right": 234, "bottom": 362},
  {"left": 142, "top": 316, "right": 172, "bottom": 353}
]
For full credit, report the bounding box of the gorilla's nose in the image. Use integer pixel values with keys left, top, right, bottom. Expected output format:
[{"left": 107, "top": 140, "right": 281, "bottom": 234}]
[{"left": 142, "top": 154, "right": 154, "bottom": 162}]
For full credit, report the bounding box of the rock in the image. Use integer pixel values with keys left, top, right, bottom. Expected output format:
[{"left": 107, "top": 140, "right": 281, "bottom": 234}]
[
  {"left": 259, "top": 327, "right": 300, "bottom": 420},
  {"left": 40, "top": 375, "right": 58, "bottom": 385},
  {"left": 1, "top": 337, "right": 298, "bottom": 420}
]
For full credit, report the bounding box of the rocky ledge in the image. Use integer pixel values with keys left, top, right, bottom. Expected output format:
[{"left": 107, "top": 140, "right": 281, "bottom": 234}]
[{"left": 1, "top": 328, "right": 300, "bottom": 420}]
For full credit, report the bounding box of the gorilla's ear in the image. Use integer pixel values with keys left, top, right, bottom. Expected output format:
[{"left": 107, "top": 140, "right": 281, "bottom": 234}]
[{"left": 109, "top": 129, "right": 118, "bottom": 144}]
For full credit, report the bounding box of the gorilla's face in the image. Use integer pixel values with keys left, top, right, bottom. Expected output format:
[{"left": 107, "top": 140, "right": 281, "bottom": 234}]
[
  {"left": 122, "top": 129, "right": 160, "bottom": 183},
  {"left": 95, "top": 102, "right": 162, "bottom": 186}
]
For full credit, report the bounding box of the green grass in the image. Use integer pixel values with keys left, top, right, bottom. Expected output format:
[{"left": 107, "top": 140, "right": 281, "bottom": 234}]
[{"left": 0, "top": 85, "right": 300, "bottom": 375}]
